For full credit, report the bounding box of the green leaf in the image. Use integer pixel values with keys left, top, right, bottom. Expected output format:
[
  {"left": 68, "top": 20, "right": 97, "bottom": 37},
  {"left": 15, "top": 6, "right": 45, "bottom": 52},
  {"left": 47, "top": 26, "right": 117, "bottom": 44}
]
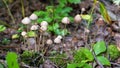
[
  {"left": 74, "top": 48, "right": 94, "bottom": 63},
  {"left": 27, "top": 31, "right": 37, "bottom": 37},
  {"left": 53, "top": 23, "right": 59, "bottom": 30},
  {"left": 99, "top": 2, "right": 112, "bottom": 24},
  {"left": 68, "top": 0, "right": 81, "bottom": 4},
  {"left": 61, "top": 7, "right": 72, "bottom": 14},
  {"left": 6, "top": 52, "right": 19, "bottom": 68},
  {"left": 59, "top": 0, "right": 67, "bottom": 7},
  {"left": 81, "top": 14, "right": 93, "bottom": 22},
  {"left": 0, "top": 25, "right": 6, "bottom": 32},
  {"left": 37, "top": 18, "right": 43, "bottom": 23},
  {"left": 54, "top": 29, "right": 61, "bottom": 35},
  {"left": 97, "top": 56, "right": 111, "bottom": 66},
  {"left": 12, "top": 34, "right": 19, "bottom": 39},
  {"left": 93, "top": 41, "right": 106, "bottom": 55},
  {"left": 60, "top": 29, "right": 69, "bottom": 36},
  {"left": 67, "top": 62, "right": 85, "bottom": 68},
  {"left": 34, "top": 11, "right": 48, "bottom": 17},
  {"left": 83, "top": 63, "right": 92, "bottom": 68},
  {"left": 44, "top": 17, "right": 52, "bottom": 22}
]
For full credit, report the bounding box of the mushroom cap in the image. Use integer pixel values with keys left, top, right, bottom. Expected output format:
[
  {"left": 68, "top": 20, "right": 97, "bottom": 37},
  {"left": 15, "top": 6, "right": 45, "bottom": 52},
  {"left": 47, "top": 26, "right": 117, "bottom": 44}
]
[
  {"left": 21, "top": 17, "right": 31, "bottom": 24},
  {"left": 29, "top": 13, "right": 38, "bottom": 20},
  {"left": 61, "top": 17, "right": 70, "bottom": 24},
  {"left": 41, "top": 21, "right": 48, "bottom": 26}
]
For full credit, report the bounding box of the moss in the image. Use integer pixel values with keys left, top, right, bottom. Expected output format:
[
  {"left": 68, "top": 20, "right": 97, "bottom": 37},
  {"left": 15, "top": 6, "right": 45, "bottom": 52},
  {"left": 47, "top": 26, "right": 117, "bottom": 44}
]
[{"left": 108, "top": 45, "right": 120, "bottom": 60}]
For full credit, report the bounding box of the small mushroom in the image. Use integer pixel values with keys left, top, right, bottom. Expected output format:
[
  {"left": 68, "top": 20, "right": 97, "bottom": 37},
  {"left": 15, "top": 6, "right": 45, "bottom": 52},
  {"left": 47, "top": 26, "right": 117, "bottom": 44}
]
[
  {"left": 74, "top": 14, "right": 82, "bottom": 23},
  {"left": 41, "top": 21, "right": 48, "bottom": 26},
  {"left": 46, "top": 39, "right": 53, "bottom": 45},
  {"left": 61, "top": 17, "right": 70, "bottom": 24},
  {"left": 29, "top": 13, "right": 38, "bottom": 20},
  {"left": 30, "top": 25, "right": 39, "bottom": 30},
  {"left": 21, "top": 17, "right": 31, "bottom": 24},
  {"left": 21, "top": 31, "right": 27, "bottom": 37},
  {"left": 54, "top": 38, "right": 61, "bottom": 44},
  {"left": 40, "top": 26, "right": 47, "bottom": 31}
]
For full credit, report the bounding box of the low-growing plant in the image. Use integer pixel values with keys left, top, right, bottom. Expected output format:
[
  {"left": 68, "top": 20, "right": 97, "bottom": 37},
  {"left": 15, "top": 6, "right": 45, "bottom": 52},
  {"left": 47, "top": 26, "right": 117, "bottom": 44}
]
[
  {"left": 108, "top": 45, "right": 120, "bottom": 60},
  {"left": 93, "top": 41, "right": 111, "bottom": 66},
  {"left": 1, "top": 38, "right": 10, "bottom": 45},
  {"left": 6, "top": 52, "right": 19, "bottom": 68},
  {"left": 34, "top": 0, "right": 81, "bottom": 36},
  {"left": 67, "top": 48, "right": 93, "bottom": 68},
  {"left": 67, "top": 41, "right": 111, "bottom": 68}
]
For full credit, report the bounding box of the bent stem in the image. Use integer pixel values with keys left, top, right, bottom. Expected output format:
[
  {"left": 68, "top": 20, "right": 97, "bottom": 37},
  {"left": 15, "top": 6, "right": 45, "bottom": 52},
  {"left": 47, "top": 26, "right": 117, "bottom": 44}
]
[{"left": 2, "top": 0, "right": 15, "bottom": 24}]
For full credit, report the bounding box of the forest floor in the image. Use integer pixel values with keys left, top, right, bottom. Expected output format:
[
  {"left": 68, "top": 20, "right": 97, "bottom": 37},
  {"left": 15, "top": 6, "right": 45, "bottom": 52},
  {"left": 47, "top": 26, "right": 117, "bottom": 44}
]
[{"left": 0, "top": 0, "right": 120, "bottom": 68}]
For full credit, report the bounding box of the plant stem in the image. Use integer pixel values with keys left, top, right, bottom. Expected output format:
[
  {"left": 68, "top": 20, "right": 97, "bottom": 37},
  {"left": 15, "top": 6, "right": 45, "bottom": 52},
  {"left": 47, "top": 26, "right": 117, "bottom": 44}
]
[
  {"left": 20, "top": 0, "right": 25, "bottom": 17},
  {"left": 2, "top": 0, "right": 15, "bottom": 24}
]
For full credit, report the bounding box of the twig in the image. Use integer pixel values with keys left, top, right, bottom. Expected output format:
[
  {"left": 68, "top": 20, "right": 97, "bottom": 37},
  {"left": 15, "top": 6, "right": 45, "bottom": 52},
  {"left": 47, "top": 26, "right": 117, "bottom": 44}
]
[
  {"left": 111, "top": 62, "right": 120, "bottom": 67},
  {"left": 2, "top": 0, "right": 15, "bottom": 24}
]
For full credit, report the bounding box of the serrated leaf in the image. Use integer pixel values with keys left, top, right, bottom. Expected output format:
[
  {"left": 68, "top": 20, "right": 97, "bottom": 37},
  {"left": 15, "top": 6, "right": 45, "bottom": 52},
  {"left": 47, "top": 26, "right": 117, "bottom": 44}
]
[
  {"left": 99, "top": 2, "right": 112, "bottom": 24},
  {"left": 27, "top": 31, "right": 37, "bottom": 37},
  {"left": 93, "top": 41, "right": 106, "bottom": 55},
  {"left": 0, "top": 25, "right": 6, "bottom": 32},
  {"left": 97, "top": 56, "right": 111, "bottom": 66}
]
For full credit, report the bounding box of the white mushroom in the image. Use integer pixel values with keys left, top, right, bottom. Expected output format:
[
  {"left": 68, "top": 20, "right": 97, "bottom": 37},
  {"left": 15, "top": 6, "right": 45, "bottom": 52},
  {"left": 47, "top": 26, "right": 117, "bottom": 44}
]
[
  {"left": 21, "top": 17, "right": 31, "bottom": 24},
  {"left": 61, "top": 17, "right": 70, "bottom": 24},
  {"left": 40, "top": 26, "right": 47, "bottom": 31},
  {"left": 54, "top": 38, "right": 61, "bottom": 44},
  {"left": 21, "top": 31, "right": 27, "bottom": 36},
  {"left": 57, "top": 35, "right": 62, "bottom": 39},
  {"left": 29, "top": 13, "right": 38, "bottom": 20},
  {"left": 40, "top": 21, "right": 48, "bottom": 26},
  {"left": 74, "top": 14, "right": 82, "bottom": 23},
  {"left": 30, "top": 25, "right": 39, "bottom": 30},
  {"left": 46, "top": 39, "right": 53, "bottom": 45}
]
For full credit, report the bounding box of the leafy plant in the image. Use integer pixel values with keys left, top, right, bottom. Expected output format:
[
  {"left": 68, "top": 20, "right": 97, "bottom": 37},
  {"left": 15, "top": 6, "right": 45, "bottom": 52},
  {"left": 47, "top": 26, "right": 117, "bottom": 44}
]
[
  {"left": 93, "top": 41, "right": 111, "bottom": 66},
  {"left": 1, "top": 38, "right": 10, "bottom": 45},
  {"left": 67, "top": 48, "right": 93, "bottom": 68},
  {"left": 0, "top": 25, "right": 6, "bottom": 32},
  {"left": 6, "top": 52, "right": 19, "bottom": 68},
  {"left": 34, "top": 0, "right": 81, "bottom": 36},
  {"left": 74, "top": 48, "right": 94, "bottom": 63}
]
